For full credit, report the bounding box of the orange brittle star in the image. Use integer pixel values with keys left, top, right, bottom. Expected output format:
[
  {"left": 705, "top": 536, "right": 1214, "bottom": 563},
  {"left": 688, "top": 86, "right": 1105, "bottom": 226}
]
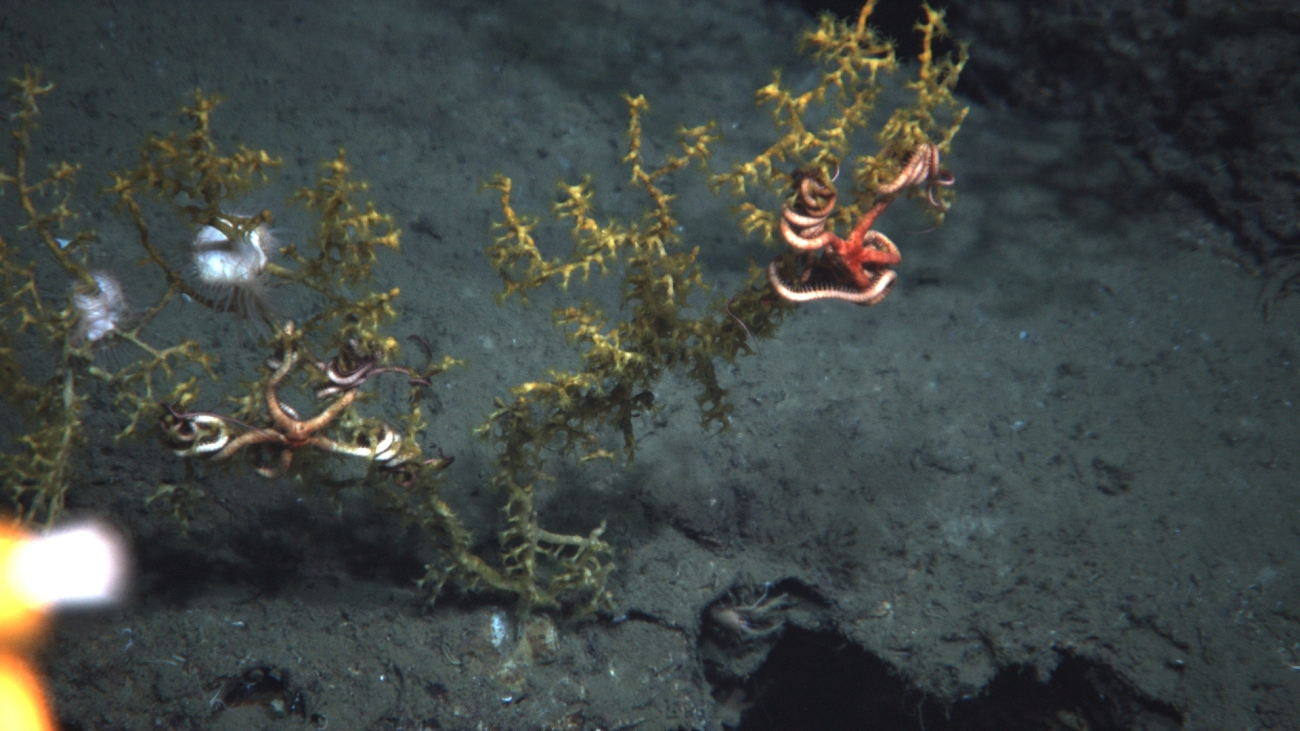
[
  {"left": 159, "top": 322, "right": 427, "bottom": 478},
  {"left": 768, "top": 142, "right": 953, "bottom": 305}
]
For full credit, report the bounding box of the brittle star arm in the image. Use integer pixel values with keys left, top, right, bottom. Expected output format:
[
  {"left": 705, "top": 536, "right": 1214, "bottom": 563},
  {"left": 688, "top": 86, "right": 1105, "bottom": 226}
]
[{"left": 213, "top": 426, "right": 285, "bottom": 461}]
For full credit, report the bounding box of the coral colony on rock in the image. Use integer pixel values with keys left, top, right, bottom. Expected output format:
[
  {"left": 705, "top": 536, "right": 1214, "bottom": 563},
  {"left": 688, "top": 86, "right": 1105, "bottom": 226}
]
[{"left": 0, "top": 1, "right": 964, "bottom": 614}]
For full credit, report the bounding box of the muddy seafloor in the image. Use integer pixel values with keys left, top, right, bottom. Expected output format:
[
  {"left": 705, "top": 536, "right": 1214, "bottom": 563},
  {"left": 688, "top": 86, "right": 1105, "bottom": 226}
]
[{"left": 1, "top": 1, "right": 1297, "bottom": 729}]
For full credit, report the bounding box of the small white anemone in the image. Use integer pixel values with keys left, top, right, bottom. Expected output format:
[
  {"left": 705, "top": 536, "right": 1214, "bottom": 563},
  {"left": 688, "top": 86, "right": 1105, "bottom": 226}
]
[
  {"left": 72, "top": 271, "right": 128, "bottom": 345},
  {"left": 191, "top": 216, "right": 277, "bottom": 318}
]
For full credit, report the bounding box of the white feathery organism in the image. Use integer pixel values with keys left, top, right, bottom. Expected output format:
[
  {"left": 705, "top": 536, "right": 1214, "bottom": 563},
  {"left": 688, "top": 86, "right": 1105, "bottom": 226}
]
[
  {"left": 71, "top": 271, "right": 128, "bottom": 345},
  {"left": 191, "top": 216, "right": 278, "bottom": 317}
]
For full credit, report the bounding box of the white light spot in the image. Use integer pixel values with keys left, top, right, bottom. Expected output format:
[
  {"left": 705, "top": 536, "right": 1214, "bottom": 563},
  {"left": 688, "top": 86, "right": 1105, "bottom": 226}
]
[{"left": 9, "top": 523, "right": 127, "bottom": 608}]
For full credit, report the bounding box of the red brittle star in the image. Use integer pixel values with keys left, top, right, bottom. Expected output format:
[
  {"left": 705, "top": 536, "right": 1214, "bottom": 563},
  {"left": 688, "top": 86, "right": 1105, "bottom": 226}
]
[{"left": 768, "top": 142, "right": 953, "bottom": 305}]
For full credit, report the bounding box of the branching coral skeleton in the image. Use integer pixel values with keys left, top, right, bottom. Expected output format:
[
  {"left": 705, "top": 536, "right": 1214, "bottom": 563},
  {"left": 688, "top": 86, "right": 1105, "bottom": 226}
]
[{"left": 3, "top": 0, "right": 966, "bottom": 611}]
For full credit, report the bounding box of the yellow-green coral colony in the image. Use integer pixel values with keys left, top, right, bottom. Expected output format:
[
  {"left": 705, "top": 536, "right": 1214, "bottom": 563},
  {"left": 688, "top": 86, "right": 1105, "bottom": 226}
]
[
  {"left": 0, "top": 1, "right": 965, "bottom": 611},
  {"left": 479, "top": 0, "right": 966, "bottom": 479}
]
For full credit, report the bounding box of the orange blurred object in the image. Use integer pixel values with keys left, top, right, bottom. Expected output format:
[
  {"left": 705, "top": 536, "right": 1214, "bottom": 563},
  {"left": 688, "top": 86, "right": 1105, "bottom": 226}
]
[
  {"left": 0, "top": 527, "right": 52, "bottom": 731},
  {"left": 0, "top": 528, "right": 47, "bottom": 649},
  {"left": 0, "top": 652, "right": 52, "bottom": 731},
  {"left": 0, "top": 522, "right": 126, "bottom": 730}
]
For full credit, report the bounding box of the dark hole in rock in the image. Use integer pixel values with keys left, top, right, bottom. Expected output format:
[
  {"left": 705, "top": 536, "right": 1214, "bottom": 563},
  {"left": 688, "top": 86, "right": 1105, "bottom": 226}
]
[{"left": 705, "top": 626, "right": 1184, "bottom": 731}]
